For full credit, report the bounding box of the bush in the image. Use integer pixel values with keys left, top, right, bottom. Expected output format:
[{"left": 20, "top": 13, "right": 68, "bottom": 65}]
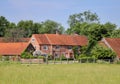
[
  {"left": 38, "top": 56, "right": 45, "bottom": 59},
  {"left": 21, "top": 52, "right": 33, "bottom": 59},
  {"left": 4, "top": 56, "right": 9, "bottom": 61},
  {"left": 0, "top": 55, "right": 2, "bottom": 61},
  {"left": 60, "top": 55, "right": 67, "bottom": 60},
  {"left": 79, "top": 54, "right": 96, "bottom": 63},
  {"left": 91, "top": 45, "right": 116, "bottom": 59},
  {"left": 96, "top": 60, "right": 110, "bottom": 64}
]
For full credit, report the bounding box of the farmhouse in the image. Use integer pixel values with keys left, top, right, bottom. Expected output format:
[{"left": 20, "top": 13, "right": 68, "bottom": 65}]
[
  {"left": 30, "top": 34, "right": 88, "bottom": 58},
  {"left": 0, "top": 42, "right": 35, "bottom": 61},
  {"left": 101, "top": 38, "right": 120, "bottom": 60}
]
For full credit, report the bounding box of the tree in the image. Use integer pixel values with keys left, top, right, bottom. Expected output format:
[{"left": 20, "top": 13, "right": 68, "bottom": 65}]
[
  {"left": 40, "top": 20, "right": 64, "bottom": 34},
  {"left": 111, "top": 29, "right": 120, "bottom": 37},
  {"left": 102, "top": 22, "right": 116, "bottom": 37},
  {"left": 17, "top": 20, "right": 34, "bottom": 37},
  {"left": 32, "top": 23, "right": 41, "bottom": 34},
  {"left": 91, "top": 45, "right": 116, "bottom": 59},
  {"left": 66, "top": 11, "right": 118, "bottom": 55},
  {"left": 68, "top": 10, "right": 99, "bottom": 27},
  {"left": 0, "top": 16, "right": 9, "bottom": 37},
  {"left": 8, "top": 22, "right": 16, "bottom": 29},
  {"left": 4, "top": 28, "right": 25, "bottom": 42}
]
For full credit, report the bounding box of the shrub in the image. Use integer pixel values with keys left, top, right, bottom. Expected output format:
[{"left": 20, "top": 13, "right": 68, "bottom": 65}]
[
  {"left": 0, "top": 55, "right": 2, "bottom": 61},
  {"left": 60, "top": 55, "right": 67, "bottom": 60},
  {"left": 38, "top": 56, "right": 45, "bottom": 59},
  {"left": 79, "top": 54, "right": 96, "bottom": 63},
  {"left": 21, "top": 52, "right": 33, "bottom": 59},
  {"left": 91, "top": 45, "right": 116, "bottom": 59},
  {"left": 4, "top": 56, "right": 9, "bottom": 61}
]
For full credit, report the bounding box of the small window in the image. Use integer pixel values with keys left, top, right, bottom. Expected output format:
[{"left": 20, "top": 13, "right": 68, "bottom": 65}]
[
  {"left": 54, "top": 53, "right": 59, "bottom": 58},
  {"left": 31, "top": 38, "right": 35, "bottom": 42},
  {"left": 55, "top": 45, "right": 60, "bottom": 49},
  {"left": 68, "top": 46, "right": 72, "bottom": 49},
  {"left": 43, "top": 45, "right": 48, "bottom": 50}
]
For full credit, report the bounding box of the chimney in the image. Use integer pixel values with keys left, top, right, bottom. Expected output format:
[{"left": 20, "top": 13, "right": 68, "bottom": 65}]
[
  {"left": 73, "top": 32, "right": 78, "bottom": 35},
  {"left": 55, "top": 29, "right": 59, "bottom": 35}
]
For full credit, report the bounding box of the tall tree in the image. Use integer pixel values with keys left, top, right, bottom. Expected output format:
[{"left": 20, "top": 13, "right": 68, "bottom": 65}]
[
  {"left": 40, "top": 20, "right": 64, "bottom": 34},
  {"left": 66, "top": 11, "right": 117, "bottom": 55},
  {"left": 68, "top": 10, "right": 99, "bottom": 27},
  {"left": 32, "top": 23, "right": 41, "bottom": 34},
  {"left": 4, "top": 28, "right": 25, "bottom": 42},
  {"left": 17, "top": 20, "right": 34, "bottom": 37},
  {"left": 102, "top": 22, "right": 116, "bottom": 37},
  {"left": 8, "top": 22, "right": 16, "bottom": 29},
  {"left": 111, "top": 29, "right": 120, "bottom": 37},
  {"left": 0, "top": 16, "right": 9, "bottom": 37}
]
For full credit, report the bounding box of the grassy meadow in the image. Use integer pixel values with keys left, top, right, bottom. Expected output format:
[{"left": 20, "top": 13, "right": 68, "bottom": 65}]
[{"left": 0, "top": 62, "right": 120, "bottom": 84}]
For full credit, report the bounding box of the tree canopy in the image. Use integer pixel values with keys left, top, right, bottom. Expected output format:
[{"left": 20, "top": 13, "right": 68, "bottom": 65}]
[
  {"left": 66, "top": 11, "right": 118, "bottom": 55},
  {"left": 0, "top": 16, "right": 65, "bottom": 41}
]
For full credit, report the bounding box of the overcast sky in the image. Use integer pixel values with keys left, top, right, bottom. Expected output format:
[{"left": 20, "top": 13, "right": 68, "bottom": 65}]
[{"left": 0, "top": 0, "right": 120, "bottom": 29}]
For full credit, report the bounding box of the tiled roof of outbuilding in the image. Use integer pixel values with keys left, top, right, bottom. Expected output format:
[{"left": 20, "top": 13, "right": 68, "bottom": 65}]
[
  {"left": 0, "top": 43, "right": 29, "bottom": 56},
  {"left": 103, "top": 38, "right": 120, "bottom": 58}
]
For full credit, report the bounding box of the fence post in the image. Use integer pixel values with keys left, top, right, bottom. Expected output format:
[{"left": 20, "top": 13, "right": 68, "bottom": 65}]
[
  {"left": 46, "top": 56, "right": 48, "bottom": 64},
  {"left": 54, "top": 57, "right": 55, "bottom": 64},
  {"left": 67, "top": 58, "right": 69, "bottom": 64},
  {"left": 60, "top": 57, "right": 62, "bottom": 64},
  {"left": 87, "top": 58, "right": 88, "bottom": 63},
  {"left": 79, "top": 58, "right": 81, "bottom": 63}
]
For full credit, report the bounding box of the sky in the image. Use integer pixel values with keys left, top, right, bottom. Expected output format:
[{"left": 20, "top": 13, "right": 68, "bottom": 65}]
[{"left": 0, "top": 0, "right": 120, "bottom": 29}]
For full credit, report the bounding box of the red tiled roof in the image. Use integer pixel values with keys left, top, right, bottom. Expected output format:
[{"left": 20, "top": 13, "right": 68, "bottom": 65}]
[
  {"left": 0, "top": 43, "right": 29, "bottom": 56},
  {"left": 33, "top": 34, "right": 88, "bottom": 46},
  {"left": 104, "top": 38, "right": 120, "bottom": 58}
]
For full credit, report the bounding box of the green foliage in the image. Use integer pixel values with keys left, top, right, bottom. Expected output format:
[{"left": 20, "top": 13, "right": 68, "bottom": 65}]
[
  {"left": 0, "top": 16, "right": 9, "bottom": 37},
  {"left": 91, "top": 45, "right": 116, "bottom": 59},
  {"left": 67, "top": 11, "right": 117, "bottom": 56},
  {"left": 40, "top": 20, "right": 64, "bottom": 34},
  {"left": 4, "top": 28, "right": 25, "bottom": 42},
  {"left": 60, "top": 54, "right": 67, "bottom": 60},
  {"left": 0, "top": 55, "right": 2, "bottom": 61},
  {"left": 68, "top": 10, "right": 99, "bottom": 27},
  {"left": 79, "top": 56, "right": 96, "bottom": 63},
  {"left": 4, "top": 56, "right": 9, "bottom": 61},
  {"left": 21, "top": 52, "right": 33, "bottom": 59},
  {"left": 38, "top": 56, "right": 45, "bottom": 59},
  {"left": 111, "top": 29, "right": 120, "bottom": 38}
]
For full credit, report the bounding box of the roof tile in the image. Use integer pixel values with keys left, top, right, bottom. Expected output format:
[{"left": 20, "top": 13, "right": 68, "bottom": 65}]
[
  {"left": 104, "top": 38, "right": 120, "bottom": 58},
  {"left": 0, "top": 43, "right": 28, "bottom": 56},
  {"left": 33, "top": 34, "right": 88, "bottom": 46}
]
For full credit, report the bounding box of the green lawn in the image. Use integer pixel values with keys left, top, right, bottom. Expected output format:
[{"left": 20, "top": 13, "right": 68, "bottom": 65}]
[{"left": 0, "top": 62, "right": 120, "bottom": 84}]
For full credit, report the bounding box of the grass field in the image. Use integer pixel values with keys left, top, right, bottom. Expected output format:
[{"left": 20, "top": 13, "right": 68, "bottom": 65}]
[{"left": 0, "top": 62, "right": 120, "bottom": 84}]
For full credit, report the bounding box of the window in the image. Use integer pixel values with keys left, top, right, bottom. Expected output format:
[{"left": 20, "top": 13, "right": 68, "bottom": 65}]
[
  {"left": 67, "top": 46, "right": 72, "bottom": 49},
  {"left": 55, "top": 45, "right": 60, "bottom": 49},
  {"left": 43, "top": 45, "right": 48, "bottom": 50},
  {"left": 54, "top": 53, "right": 59, "bottom": 58},
  {"left": 31, "top": 38, "right": 35, "bottom": 42}
]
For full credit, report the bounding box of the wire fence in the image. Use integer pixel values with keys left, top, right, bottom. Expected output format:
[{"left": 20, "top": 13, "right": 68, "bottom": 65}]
[{"left": 0, "top": 57, "right": 114, "bottom": 64}]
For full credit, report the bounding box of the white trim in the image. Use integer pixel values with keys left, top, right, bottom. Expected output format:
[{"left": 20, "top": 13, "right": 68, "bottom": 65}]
[{"left": 102, "top": 38, "right": 113, "bottom": 50}]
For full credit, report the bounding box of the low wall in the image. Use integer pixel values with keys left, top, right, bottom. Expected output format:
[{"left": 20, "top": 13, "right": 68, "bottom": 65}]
[{"left": 20, "top": 59, "right": 44, "bottom": 64}]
